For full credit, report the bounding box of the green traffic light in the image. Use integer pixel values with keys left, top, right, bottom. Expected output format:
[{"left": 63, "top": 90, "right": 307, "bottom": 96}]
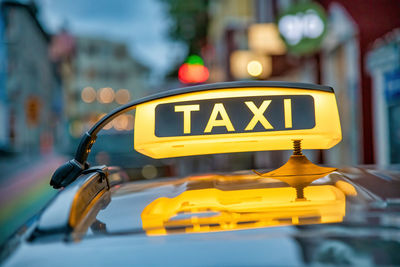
[{"left": 186, "top": 55, "right": 204, "bottom": 66}]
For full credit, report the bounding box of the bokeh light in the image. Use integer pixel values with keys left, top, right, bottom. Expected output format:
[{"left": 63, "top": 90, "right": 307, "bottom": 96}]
[
  {"left": 230, "top": 51, "right": 272, "bottom": 79},
  {"left": 81, "top": 86, "right": 96, "bottom": 103},
  {"left": 113, "top": 114, "right": 129, "bottom": 131},
  {"left": 186, "top": 55, "right": 204, "bottom": 65},
  {"left": 178, "top": 63, "right": 209, "bottom": 83},
  {"left": 97, "top": 87, "right": 115, "bottom": 103},
  {"left": 141, "top": 164, "right": 157, "bottom": 179},
  {"left": 248, "top": 23, "right": 286, "bottom": 55},
  {"left": 97, "top": 113, "right": 133, "bottom": 131},
  {"left": 115, "top": 89, "right": 131, "bottom": 105},
  {"left": 247, "top": 60, "right": 263, "bottom": 77},
  {"left": 178, "top": 54, "right": 209, "bottom": 84}
]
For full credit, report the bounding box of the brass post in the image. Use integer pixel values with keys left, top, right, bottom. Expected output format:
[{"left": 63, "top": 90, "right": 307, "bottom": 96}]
[{"left": 293, "top": 140, "right": 305, "bottom": 200}]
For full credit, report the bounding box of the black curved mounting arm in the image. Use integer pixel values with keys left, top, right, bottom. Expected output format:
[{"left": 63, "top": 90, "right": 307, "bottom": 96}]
[
  {"left": 49, "top": 110, "right": 133, "bottom": 189},
  {"left": 49, "top": 81, "right": 333, "bottom": 189}
]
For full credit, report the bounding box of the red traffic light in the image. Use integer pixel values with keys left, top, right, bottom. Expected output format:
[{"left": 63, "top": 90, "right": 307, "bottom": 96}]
[{"left": 178, "top": 63, "right": 209, "bottom": 84}]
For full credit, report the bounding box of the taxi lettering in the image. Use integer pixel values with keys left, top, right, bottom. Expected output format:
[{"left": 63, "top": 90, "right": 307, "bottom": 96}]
[
  {"left": 173, "top": 100, "right": 294, "bottom": 134},
  {"left": 154, "top": 95, "right": 315, "bottom": 137}
]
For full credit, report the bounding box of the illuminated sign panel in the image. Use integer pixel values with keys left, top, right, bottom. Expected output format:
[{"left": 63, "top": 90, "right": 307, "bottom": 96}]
[
  {"left": 134, "top": 86, "right": 341, "bottom": 159},
  {"left": 277, "top": 2, "right": 327, "bottom": 55},
  {"left": 154, "top": 95, "right": 315, "bottom": 137}
]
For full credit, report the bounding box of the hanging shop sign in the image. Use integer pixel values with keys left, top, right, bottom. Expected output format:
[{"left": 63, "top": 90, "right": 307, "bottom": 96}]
[{"left": 277, "top": 2, "right": 327, "bottom": 55}]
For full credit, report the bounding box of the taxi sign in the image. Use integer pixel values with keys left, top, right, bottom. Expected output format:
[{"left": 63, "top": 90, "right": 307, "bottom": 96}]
[
  {"left": 134, "top": 82, "right": 341, "bottom": 158},
  {"left": 50, "top": 82, "right": 342, "bottom": 189}
]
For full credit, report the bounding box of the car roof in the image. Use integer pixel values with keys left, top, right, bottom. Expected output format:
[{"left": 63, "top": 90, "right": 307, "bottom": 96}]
[
  {"left": 2, "top": 166, "right": 400, "bottom": 266},
  {"left": 31, "top": 166, "right": 400, "bottom": 239}
]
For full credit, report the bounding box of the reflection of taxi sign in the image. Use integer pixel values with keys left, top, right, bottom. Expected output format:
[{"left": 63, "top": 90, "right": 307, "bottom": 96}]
[
  {"left": 134, "top": 82, "right": 341, "bottom": 158},
  {"left": 142, "top": 182, "right": 346, "bottom": 235}
]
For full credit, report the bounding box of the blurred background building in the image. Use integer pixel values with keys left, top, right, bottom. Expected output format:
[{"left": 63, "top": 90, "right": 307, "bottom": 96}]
[
  {"left": 367, "top": 30, "right": 400, "bottom": 165},
  {"left": 0, "top": 0, "right": 399, "bottom": 173},
  {"left": 0, "top": 3, "right": 7, "bottom": 152},
  {"left": 50, "top": 35, "right": 150, "bottom": 150},
  {"left": 1, "top": 1, "right": 62, "bottom": 155}
]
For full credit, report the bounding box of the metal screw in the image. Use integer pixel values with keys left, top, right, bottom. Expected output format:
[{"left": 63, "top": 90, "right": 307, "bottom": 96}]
[
  {"left": 295, "top": 186, "right": 305, "bottom": 199},
  {"left": 293, "top": 140, "right": 302, "bottom": 155}
]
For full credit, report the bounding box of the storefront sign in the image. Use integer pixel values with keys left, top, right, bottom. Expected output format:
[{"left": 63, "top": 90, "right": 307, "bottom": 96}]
[{"left": 278, "top": 2, "right": 327, "bottom": 55}]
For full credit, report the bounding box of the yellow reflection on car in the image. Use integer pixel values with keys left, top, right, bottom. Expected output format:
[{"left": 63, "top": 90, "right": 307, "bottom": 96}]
[{"left": 141, "top": 183, "right": 346, "bottom": 235}]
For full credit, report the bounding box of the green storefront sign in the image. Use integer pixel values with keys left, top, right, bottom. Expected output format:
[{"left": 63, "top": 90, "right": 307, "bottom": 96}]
[{"left": 277, "top": 2, "right": 327, "bottom": 55}]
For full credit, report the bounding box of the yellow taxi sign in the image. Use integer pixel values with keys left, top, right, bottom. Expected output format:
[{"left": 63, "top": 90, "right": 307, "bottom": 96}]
[{"left": 134, "top": 82, "right": 341, "bottom": 159}]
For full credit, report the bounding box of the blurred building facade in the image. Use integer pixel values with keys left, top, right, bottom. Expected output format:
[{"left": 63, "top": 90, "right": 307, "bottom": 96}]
[
  {"left": 52, "top": 36, "right": 150, "bottom": 146},
  {"left": 0, "top": 6, "right": 7, "bottom": 151},
  {"left": 367, "top": 29, "right": 400, "bottom": 165},
  {"left": 318, "top": 0, "right": 400, "bottom": 166},
  {"left": 202, "top": 0, "right": 400, "bottom": 167},
  {"left": 0, "top": 1, "right": 62, "bottom": 154}
]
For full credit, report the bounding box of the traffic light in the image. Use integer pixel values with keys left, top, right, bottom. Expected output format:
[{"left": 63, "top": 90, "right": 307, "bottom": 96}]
[{"left": 178, "top": 55, "right": 209, "bottom": 84}]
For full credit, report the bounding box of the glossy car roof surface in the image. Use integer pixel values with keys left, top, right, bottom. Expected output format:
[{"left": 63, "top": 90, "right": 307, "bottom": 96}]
[{"left": 2, "top": 166, "right": 400, "bottom": 266}]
